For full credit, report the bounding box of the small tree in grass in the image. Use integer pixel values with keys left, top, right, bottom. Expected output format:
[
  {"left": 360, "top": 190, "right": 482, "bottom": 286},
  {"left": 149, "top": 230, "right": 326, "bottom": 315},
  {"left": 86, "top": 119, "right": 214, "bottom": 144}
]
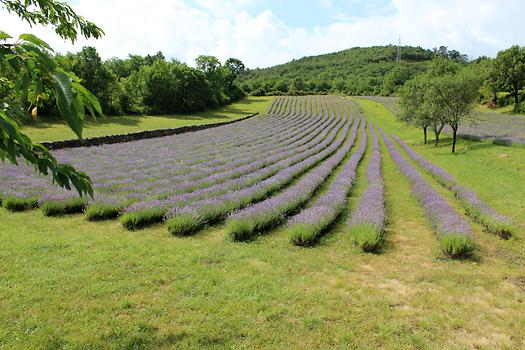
[
  {"left": 432, "top": 73, "right": 480, "bottom": 153},
  {"left": 399, "top": 75, "right": 446, "bottom": 146}
]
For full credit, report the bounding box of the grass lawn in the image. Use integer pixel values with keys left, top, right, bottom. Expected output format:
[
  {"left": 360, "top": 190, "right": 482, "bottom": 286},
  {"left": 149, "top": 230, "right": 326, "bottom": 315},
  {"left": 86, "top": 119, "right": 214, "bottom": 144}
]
[
  {"left": 0, "top": 97, "right": 524, "bottom": 349},
  {"left": 21, "top": 96, "right": 274, "bottom": 142}
]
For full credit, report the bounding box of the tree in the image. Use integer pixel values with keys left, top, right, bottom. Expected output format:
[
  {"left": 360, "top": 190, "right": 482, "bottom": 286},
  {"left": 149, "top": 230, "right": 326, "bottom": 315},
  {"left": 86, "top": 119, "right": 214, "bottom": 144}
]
[
  {"left": 195, "top": 55, "right": 228, "bottom": 106},
  {"left": 71, "top": 46, "right": 116, "bottom": 113},
  {"left": 139, "top": 59, "right": 178, "bottom": 114},
  {"left": 0, "top": 0, "right": 104, "bottom": 196},
  {"left": 433, "top": 46, "right": 468, "bottom": 63},
  {"left": 399, "top": 78, "right": 430, "bottom": 143},
  {"left": 493, "top": 45, "right": 525, "bottom": 109},
  {"left": 224, "top": 57, "right": 245, "bottom": 77},
  {"left": 223, "top": 57, "right": 246, "bottom": 101},
  {"left": 468, "top": 56, "right": 501, "bottom": 105},
  {"left": 432, "top": 73, "right": 480, "bottom": 153},
  {"left": 195, "top": 55, "right": 221, "bottom": 75},
  {"left": 400, "top": 59, "right": 460, "bottom": 146}
]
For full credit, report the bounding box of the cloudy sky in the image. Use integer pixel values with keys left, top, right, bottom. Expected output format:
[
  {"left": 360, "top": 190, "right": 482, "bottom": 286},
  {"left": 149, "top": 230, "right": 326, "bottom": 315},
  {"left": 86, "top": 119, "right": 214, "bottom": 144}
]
[{"left": 2, "top": 0, "right": 524, "bottom": 68}]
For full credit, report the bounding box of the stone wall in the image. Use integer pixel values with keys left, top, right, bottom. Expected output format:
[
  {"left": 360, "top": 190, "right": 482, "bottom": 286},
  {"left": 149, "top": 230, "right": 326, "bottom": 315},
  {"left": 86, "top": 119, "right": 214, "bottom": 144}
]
[{"left": 41, "top": 113, "right": 259, "bottom": 150}]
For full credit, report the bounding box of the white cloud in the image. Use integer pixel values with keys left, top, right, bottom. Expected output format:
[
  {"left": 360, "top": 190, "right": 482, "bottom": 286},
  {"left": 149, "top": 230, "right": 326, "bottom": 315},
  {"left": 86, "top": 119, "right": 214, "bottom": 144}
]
[{"left": 1, "top": 0, "right": 524, "bottom": 68}]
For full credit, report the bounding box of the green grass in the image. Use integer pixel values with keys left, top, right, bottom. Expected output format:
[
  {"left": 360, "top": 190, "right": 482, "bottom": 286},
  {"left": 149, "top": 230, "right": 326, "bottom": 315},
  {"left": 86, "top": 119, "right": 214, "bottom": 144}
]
[
  {"left": 21, "top": 96, "right": 274, "bottom": 142},
  {"left": 0, "top": 97, "right": 524, "bottom": 348},
  {"left": 475, "top": 103, "right": 524, "bottom": 116}
]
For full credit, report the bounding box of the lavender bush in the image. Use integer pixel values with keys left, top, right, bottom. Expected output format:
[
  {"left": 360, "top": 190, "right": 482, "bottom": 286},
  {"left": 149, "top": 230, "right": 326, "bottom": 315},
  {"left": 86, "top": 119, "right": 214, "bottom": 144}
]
[{"left": 347, "top": 125, "right": 386, "bottom": 252}]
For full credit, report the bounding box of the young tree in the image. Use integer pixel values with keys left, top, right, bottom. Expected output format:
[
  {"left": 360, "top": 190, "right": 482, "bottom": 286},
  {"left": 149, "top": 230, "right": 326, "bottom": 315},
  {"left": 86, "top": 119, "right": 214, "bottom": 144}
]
[
  {"left": 493, "top": 45, "right": 525, "bottom": 109},
  {"left": 399, "top": 76, "right": 431, "bottom": 144},
  {"left": 432, "top": 73, "right": 480, "bottom": 153},
  {"left": 399, "top": 74, "right": 446, "bottom": 146},
  {"left": 0, "top": 0, "right": 105, "bottom": 196}
]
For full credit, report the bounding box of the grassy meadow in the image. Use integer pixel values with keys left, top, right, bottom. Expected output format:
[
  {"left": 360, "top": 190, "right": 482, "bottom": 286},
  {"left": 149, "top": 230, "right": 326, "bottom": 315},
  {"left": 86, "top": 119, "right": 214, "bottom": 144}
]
[
  {"left": 0, "top": 97, "right": 524, "bottom": 349},
  {"left": 21, "top": 96, "right": 274, "bottom": 142}
]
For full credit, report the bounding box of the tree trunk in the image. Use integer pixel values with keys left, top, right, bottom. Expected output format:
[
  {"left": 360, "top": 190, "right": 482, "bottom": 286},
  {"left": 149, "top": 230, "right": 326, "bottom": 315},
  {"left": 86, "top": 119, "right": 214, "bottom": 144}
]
[
  {"left": 514, "top": 86, "right": 519, "bottom": 108},
  {"left": 494, "top": 91, "right": 498, "bottom": 105},
  {"left": 433, "top": 124, "right": 444, "bottom": 146},
  {"left": 423, "top": 127, "right": 427, "bottom": 144},
  {"left": 451, "top": 126, "right": 457, "bottom": 153}
]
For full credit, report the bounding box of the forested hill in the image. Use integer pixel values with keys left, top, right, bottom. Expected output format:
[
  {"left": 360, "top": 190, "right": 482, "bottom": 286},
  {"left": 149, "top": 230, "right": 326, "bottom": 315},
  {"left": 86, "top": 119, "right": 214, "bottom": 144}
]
[{"left": 238, "top": 45, "right": 445, "bottom": 96}]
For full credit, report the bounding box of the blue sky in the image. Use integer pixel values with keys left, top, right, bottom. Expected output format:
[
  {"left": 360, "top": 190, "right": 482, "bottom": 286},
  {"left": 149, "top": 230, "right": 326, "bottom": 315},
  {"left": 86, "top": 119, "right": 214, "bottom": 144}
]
[
  {"left": 189, "top": 0, "right": 395, "bottom": 28},
  {"left": 3, "top": 0, "right": 525, "bottom": 68}
]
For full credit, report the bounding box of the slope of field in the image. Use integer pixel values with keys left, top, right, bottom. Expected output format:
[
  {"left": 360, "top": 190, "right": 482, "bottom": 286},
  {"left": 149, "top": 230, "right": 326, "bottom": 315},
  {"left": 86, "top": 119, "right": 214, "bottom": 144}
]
[
  {"left": 0, "top": 96, "right": 524, "bottom": 349},
  {"left": 362, "top": 95, "right": 525, "bottom": 145},
  {"left": 21, "top": 96, "right": 273, "bottom": 142}
]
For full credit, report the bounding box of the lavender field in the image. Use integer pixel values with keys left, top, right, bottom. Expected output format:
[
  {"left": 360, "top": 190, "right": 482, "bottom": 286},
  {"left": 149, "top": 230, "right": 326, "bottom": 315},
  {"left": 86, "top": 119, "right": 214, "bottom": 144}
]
[{"left": 0, "top": 96, "right": 514, "bottom": 258}]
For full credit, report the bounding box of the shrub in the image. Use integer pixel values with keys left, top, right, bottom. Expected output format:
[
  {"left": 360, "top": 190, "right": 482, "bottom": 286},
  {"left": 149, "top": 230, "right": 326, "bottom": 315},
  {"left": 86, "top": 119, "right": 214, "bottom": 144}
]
[
  {"left": 289, "top": 224, "right": 319, "bottom": 247},
  {"left": 492, "top": 138, "right": 513, "bottom": 146},
  {"left": 166, "top": 213, "right": 200, "bottom": 236},
  {"left": 120, "top": 208, "right": 166, "bottom": 231},
  {"left": 460, "top": 134, "right": 481, "bottom": 142},
  {"left": 350, "top": 224, "right": 384, "bottom": 253},
  {"left": 86, "top": 203, "right": 123, "bottom": 221},
  {"left": 463, "top": 205, "right": 513, "bottom": 239},
  {"left": 3, "top": 196, "right": 38, "bottom": 212},
  {"left": 439, "top": 234, "right": 475, "bottom": 259},
  {"left": 226, "top": 219, "right": 256, "bottom": 242},
  {"left": 41, "top": 198, "right": 85, "bottom": 216}
]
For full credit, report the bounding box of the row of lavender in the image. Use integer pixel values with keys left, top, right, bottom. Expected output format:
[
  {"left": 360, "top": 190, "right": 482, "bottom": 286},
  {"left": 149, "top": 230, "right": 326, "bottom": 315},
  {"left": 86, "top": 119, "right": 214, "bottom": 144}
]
[
  {"left": 347, "top": 126, "right": 386, "bottom": 252},
  {"left": 0, "top": 97, "right": 353, "bottom": 227},
  {"left": 391, "top": 135, "right": 512, "bottom": 238},
  {"left": 380, "top": 129, "right": 476, "bottom": 258}
]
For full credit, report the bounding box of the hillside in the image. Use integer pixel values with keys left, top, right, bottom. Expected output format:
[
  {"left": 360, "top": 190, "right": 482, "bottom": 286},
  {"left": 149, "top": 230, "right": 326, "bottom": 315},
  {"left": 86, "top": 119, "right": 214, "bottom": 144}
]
[{"left": 239, "top": 45, "right": 436, "bottom": 96}]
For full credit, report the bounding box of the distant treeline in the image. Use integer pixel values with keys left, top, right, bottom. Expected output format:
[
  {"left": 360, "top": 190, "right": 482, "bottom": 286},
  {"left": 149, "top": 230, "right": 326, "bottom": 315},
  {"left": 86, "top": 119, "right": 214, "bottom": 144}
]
[
  {"left": 2, "top": 47, "right": 246, "bottom": 122},
  {"left": 237, "top": 45, "right": 451, "bottom": 96},
  {"left": 238, "top": 44, "right": 525, "bottom": 112}
]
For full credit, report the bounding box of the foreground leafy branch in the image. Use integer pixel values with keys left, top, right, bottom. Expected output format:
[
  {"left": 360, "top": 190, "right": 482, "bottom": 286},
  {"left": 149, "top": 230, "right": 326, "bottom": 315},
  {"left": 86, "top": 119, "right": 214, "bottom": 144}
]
[{"left": 0, "top": 0, "right": 105, "bottom": 196}]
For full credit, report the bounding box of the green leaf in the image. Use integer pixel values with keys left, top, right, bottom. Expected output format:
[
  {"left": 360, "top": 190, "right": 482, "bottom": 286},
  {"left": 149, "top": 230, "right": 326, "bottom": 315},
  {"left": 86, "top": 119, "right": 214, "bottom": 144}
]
[
  {"left": 19, "top": 43, "right": 56, "bottom": 72},
  {"left": 52, "top": 70, "right": 73, "bottom": 106},
  {"left": 53, "top": 70, "right": 84, "bottom": 139},
  {"left": 72, "top": 82, "right": 103, "bottom": 118},
  {"left": 19, "top": 33, "right": 54, "bottom": 52},
  {"left": 0, "top": 31, "right": 11, "bottom": 40}
]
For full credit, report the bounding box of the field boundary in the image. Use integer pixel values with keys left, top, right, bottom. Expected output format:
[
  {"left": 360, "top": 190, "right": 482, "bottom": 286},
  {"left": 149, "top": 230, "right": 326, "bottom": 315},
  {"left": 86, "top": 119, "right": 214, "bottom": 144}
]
[{"left": 40, "top": 112, "right": 259, "bottom": 150}]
